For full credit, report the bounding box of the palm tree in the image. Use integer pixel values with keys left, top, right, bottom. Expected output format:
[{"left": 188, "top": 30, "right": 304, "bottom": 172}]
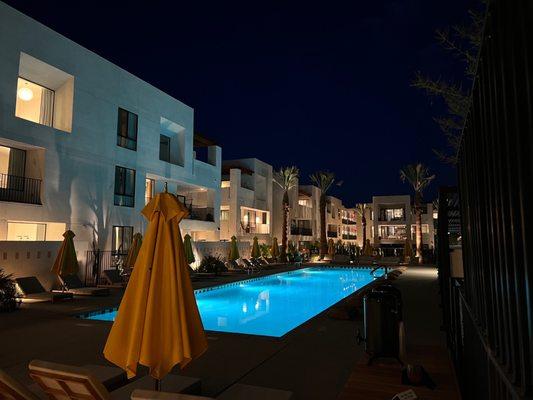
[
  {"left": 310, "top": 171, "right": 339, "bottom": 259},
  {"left": 355, "top": 203, "right": 367, "bottom": 251},
  {"left": 400, "top": 163, "right": 435, "bottom": 264},
  {"left": 274, "top": 166, "right": 299, "bottom": 261}
]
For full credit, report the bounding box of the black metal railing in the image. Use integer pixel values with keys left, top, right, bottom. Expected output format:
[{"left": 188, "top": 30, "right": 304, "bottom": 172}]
[
  {"left": 341, "top": 218, "right": 357, "bottom": 225},
  {"left": 290, "top": 227, "right": 313, "bottom": 236},
  {"left": 84, "top": 250, "right": 128, "bottom": 286},
  {"left": 327, "top": 231, "right": 337, "bottom": 238},
  {"left": 447, "top": 2, "right": 533, "bottom": 398},
  {"left": 0, "top": 173, "right": 41, "bottom": 205},
  {"left": 342, "top": 234, "right": 357, "bottom": 240}
]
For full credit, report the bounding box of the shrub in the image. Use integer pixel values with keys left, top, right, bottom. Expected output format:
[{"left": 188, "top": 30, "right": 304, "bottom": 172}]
[
  {"left": 198, "top": 255, "right": 227, "bottom": 275},
  {"left": 0, "top": 268, "right": 21, "bottom": 312}
]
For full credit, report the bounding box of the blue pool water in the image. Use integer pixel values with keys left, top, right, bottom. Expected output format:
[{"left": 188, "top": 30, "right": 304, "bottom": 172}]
[{"left": 83, "top": 267, "right": 379, "bottom": 337}]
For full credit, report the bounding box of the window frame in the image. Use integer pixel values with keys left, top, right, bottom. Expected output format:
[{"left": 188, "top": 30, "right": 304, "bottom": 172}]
[
  {"left": 159, "top": 134, "right": 171, "bottom": 162},
  {"left": 114, "top": 166, "right": 136, "bottom": 207},
  {"left": 116, "top": 108, "right": 138, "bottom": 151},
  {"left": 112, "top": 225, "right": 133, "bottom": 254}
]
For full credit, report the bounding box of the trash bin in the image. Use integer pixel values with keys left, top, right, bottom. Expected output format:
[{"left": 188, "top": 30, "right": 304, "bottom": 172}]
[{"left": 357, "top": 284, "right": 403, "bottom": 364}]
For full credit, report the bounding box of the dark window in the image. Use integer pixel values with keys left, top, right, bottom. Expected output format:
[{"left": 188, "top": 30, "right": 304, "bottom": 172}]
[
  {"left": 117, "top": 108, "right": 138, "bottom": 151},
  {"left": 159, "top": 135, "right": 170, "bottom": 162},
  {"left": 112, "top": 226, "right": 133, "bottom": 254},
  {"left": 262, "top": 212, "right": 268, "bottom": 224},
  {"left": 114, "top": 166, "right": 136, "bottom": 207}
]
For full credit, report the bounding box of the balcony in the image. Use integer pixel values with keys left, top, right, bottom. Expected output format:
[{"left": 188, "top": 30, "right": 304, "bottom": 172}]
[
  {"left": 0, "top": 173, "right": 41, "bottom": 205},
  {"left": 291, "top": 227, "right": 313, "bottom": 236},
  {"left": 327, "top": 231, "right": 338, "bottom": 238},
  {"left": 342, "top": 218, "right": 357, "bottom": 225},
  {"left": 342, "top": 234, "right": 357, "bottom": 240},
  {"left": 240, "top": 224, "right": 270, "bottom": 235},
  {"left": 187, "top": 206, "right": 214, "bottom": 222}
]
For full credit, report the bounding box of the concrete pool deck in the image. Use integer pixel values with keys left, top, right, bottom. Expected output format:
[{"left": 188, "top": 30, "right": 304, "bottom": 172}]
[{"left": 0, "top": 265, "right": 456, "bottom": 399}]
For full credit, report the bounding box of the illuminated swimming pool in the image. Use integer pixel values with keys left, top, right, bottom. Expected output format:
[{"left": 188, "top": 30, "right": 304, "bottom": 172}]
[{"left": 83, "top": 267, "right": 380, "bottom": 337}]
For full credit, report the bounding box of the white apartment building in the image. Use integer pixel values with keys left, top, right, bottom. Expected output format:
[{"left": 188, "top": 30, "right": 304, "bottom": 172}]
[
  {"left": 326, "top": 196, "right": 357, "bottom": 245},
  {"left": 0, "top": 2, "right": 221, "bottom": 255},
  {"left": 220, "top": 159, "right": 273, "bottom": 243},
  {"left": 272, "top": 179, "right": 322, "bottom": 248},
  {"left": 364, "top": 195, "right": 435, "bottom": 253}
]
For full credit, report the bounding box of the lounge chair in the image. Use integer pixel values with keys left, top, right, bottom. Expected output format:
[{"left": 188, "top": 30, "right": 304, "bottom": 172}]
[
  {"left": 257, "top": 257, "right": 269, "bottom": 266},
  {"left": 57, "top": 274, "right": 110, "bottom": 296},
  {"left": 241, "top": 259, "right": 256, "bottom": 273},
  {"left": 15, "top": 277, "right": 73, "bottom": 303},
  {"left": 28, "top": 360, "right": 201, "bottom": 400},
  {"left": 101, "top": 269, "right": 126, "bottom": 288},
  {"left": 131, "top": 383, "right": 293, "bottom": 400},
  {"left": 0, "top": 368, "right": 42, "bottom": 400},
  {"left": 224, "top": 261, "right": 246, "bottom": 274}
]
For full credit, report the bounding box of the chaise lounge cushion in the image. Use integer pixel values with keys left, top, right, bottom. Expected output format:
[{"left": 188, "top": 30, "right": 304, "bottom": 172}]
[
  {"left": 15, "top": 277, "right": 73, "bottom": 303},
  {"left": 60, "top": 275, "right": 110, "bottom": 296}
]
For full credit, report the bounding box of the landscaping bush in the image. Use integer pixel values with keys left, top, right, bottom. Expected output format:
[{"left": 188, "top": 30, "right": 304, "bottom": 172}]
[
  {"left": 0, "top": 268, "right": 21, "bottom": 312},
  {"left": 198, "top": 256, "right": 227, "bottom": 275}
]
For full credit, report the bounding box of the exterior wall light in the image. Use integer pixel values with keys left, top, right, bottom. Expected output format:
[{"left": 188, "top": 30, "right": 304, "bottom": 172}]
[{"left": 17, "top": 86, "right": 34, "bottom": 101}]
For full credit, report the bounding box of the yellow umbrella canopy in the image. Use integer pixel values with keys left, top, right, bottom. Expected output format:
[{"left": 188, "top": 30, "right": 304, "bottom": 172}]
[
  {"left": 104, "top": 192, "right": 208, "bottom": 380},
  {"left": 363, "top": 239, "right": 373, "bottom": 256},
  {"left": 124, "top": 233, "right": 143, "bottom": 269},
  {"left": 228, "top": 236, "right": 240, "bottom": 261},
  {"left": 327, "top": 239, "right": 335, "bottom": 256},
  {"left": 51, "top": 230, "right": 79, "bottom": 276},
  {"left": 183, "top": 234, "right": 195, "bottom": 265},
  {"left": 251, "top": 236, "right": 261, "bottom": 259},
  {"left": 271, "top": 237, "right": 280, "bottom": 259}
]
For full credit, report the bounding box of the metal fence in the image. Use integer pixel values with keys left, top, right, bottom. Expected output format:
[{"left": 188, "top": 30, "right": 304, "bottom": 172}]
[
  {"left": 449, "top": 1, "right": 533, "bottom": 398},
  {"left": 84, "top": 250, "right": 128, "bottom": 286}
]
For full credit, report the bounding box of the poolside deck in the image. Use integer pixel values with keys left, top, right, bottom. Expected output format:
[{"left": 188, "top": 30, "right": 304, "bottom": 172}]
[
  {"left": 0, "top": 264, "right": 459, "bottom": 399},
  {"left": 338, "top": 267, "right": 461, "bottom": 399}
]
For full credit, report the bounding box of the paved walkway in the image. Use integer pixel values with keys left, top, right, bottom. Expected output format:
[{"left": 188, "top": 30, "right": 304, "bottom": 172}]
[{"left": 338, "top": 267, "right": 461, "bottom": 399}]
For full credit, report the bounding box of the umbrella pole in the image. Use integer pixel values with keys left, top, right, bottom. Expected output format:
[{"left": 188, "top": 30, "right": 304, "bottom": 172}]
[{"left": 154, "top": 378, "right": 161, "bottom": 391}]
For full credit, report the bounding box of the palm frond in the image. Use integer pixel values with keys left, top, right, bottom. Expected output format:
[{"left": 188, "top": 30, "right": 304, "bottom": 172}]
[
  {"left": 274, "top": 166, "right": 299, "bottom": 191},
  {"left": 309, "top": 171, "right": 337, "bottom": 195},
  {"left": 399, "top": 163, "right": 436, "bottom": 196}
]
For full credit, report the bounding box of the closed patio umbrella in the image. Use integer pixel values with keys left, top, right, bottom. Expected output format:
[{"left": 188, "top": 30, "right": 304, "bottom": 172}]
[
  {"left": 403, "top": 236, "right": 414, "bottom": 263},
  {"left": 104, "top": 191, "right": 208, "bottom": 381},
  {"left": 124, "top": 232, "right": 142, "bottom": 269},
  {"left": 271, "top": 237, "right": 280, "bottom": 260},
  {"left": 251, "top": 236, "right": 261, "bottom": 259},
  {"left": 51, "top": 230, "right": 79, "bottom": 277},
  {"left": 183, "top": 234, "right": 195, "bottom": 265},
  {"left": 327, "top": 239, "right": 335, "bottom": 257},
  {"left": 228, "top": 236, "right": 240, "bottom": 261},
  {"left": 363, "top": 239, "right": 373, "bottom": 256}
]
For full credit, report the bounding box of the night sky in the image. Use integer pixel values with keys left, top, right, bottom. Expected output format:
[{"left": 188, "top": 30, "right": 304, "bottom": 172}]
[{"left": 5, "top": 0, "right": 477, "bottom": 204}]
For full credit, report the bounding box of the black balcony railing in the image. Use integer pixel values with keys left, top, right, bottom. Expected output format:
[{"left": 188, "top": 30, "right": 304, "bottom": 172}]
[
  {"left": 187, "top": 207, "right": 214, "bottom": 222},
  {"left": 342, "top": 234, "right": 357, "bottom": 240},
  {"left": 327, "top": 231, "right": 337, "bottom": 238},
  {"left": 341, "top": 218, "right": 357, "bottom": 225},
  {"left": 291, "top": 227, "right": 313, "bottom": 236},
  {"left": 0, "top": 173, "right": 41, "bottom": 205}
]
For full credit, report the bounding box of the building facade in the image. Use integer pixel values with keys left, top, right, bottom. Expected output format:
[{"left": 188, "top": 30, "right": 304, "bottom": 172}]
[
  {"left": 0, "top": 2, "right": 222, "bottom": 256},
  {"left": 220, "top": 158, "right": 273, "bottom": 243},
  {"left": 364, "top": 195, "right": 435, "bottom": 254},
  {"left": 326, "top": 196, "right": 357, "bottom": 245}
]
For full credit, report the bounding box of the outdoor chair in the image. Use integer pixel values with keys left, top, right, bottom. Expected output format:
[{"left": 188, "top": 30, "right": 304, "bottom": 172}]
[
  {"left": 224, "top": 261, "right": 246, "bottom": 274},
  {"left": 28, "top": 360, "right": 201, "bottom": 400},
  {"left": 101, "top": 269, "right": 126, "bottom": 288},
  {"left": 241, "top": 259, "right": 256, "bottom": 273},
  {"left": 258, "top": 257, "right": 269, "bottom": 266},
  {"left": 0, "top": 368, "right": 42, "bottom": 400},
  {"left": 57, "top": 274, "right": 110, "bottom": 296},
  {"left": 15, "top": 277, "right": 73, "bottom": 303}
]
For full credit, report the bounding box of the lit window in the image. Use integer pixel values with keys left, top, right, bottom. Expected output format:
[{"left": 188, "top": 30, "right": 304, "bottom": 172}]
[
  {"left": 145, "top": 178, "right": 154, "bottom": 205},
  {"left": 114, "top": 166, "right": 136, "bottom": 207},
  {"left": 112, "top": 226, "right": 133, "bottom": 254},
  {"left": 7, "top": 222, "right": 46, "bottom": 241},
  {"left": 15, "top": 78, "right": 54, "bottom": 127},
  {"left": 221, "top": 181, "right": 230, "bottom": 188},
  {"left": 117, "top": 108, "right": 138, "bottom": 151},
  {"left": 298, "top": 199, "right": 311, "bottom": 207},
  {"left": 220, "top": 210, "right": 229, "bottom": 221}
]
